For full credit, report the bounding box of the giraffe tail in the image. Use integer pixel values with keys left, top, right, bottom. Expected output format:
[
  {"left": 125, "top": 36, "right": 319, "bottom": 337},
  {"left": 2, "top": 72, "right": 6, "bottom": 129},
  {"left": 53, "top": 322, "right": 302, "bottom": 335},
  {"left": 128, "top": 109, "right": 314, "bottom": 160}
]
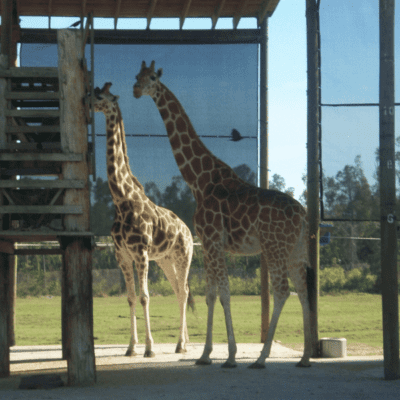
[{"left": 187, "top": 286, "right": 196, "bottom": 313}]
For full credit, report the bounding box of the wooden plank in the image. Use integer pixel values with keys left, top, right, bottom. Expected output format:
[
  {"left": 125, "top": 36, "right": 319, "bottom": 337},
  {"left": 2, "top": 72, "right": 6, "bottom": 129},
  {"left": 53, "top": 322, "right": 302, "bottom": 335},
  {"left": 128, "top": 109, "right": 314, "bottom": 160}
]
[
  {"left": 0, "top": 153, "right": 82, "bottom": 162},
  {"left": 5, "top": 91, "right": 59, "bottom": 100},
  {"left": 5, "top": 109, "right": 59, "bottom": 118},
  {"left": 0, "top": 67, "right": 58, "bottom": 78},
  {"left": 6, "top": 125, "right": 60, "bottom": 133},
  {"left": 0, "top": 240, "right": 13, "bottom": 254},
  {"left": 0, "top": 56, "right": 7, "bottom": 149},
  {"left": 15, "top": 248, "right": 62, "bottom": 255},
  {"left": 0, "top": 205, "right": 83, "bottom": 214},
  {"left": 0, "top": 179, "right": 85, "bottom": 189}
]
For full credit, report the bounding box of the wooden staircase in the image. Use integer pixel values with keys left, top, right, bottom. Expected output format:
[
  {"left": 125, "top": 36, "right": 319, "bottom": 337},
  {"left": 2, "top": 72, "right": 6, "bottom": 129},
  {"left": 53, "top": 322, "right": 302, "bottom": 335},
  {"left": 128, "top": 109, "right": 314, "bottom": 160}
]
[{"left": 0, "top": 66, "right": 94, "bottom": 242}]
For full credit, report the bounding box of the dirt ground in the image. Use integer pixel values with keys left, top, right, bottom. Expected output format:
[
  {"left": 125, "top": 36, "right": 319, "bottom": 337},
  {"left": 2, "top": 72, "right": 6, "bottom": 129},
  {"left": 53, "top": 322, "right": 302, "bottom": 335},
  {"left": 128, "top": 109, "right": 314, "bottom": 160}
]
[
  {"left": 0, "top": 342, "right": 398, "bottom": 400},
  {"left": 282, "top": 342, "right": 383, "bottom": 357}
]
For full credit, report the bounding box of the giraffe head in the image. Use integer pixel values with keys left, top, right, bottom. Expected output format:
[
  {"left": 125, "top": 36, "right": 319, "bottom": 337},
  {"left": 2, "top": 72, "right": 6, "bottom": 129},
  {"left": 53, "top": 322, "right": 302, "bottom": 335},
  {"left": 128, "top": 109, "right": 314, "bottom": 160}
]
[
  {"left": 133, "top": 60, "right": 163, "bottom": 99},
  {"left": 93, "top": 82, "right": 120, "bottom": 114}
]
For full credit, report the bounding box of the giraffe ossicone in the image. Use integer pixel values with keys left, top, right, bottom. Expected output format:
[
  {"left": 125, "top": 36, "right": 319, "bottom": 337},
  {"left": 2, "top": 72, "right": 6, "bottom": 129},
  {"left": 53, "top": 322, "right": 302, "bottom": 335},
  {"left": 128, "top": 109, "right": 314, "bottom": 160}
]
[
  {"left": 94, "top": 81, "right": 194, "bottom": 357},
  {"left": 133, "top": 61, "right": 317, "bottom": 369}
]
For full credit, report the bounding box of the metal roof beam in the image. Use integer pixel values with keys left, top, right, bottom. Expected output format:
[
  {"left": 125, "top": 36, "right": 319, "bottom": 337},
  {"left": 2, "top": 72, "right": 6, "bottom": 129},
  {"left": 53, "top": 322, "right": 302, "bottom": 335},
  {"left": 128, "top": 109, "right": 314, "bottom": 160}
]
[{"left": 19, "top": 28, "right": 262, "bottom": 45}]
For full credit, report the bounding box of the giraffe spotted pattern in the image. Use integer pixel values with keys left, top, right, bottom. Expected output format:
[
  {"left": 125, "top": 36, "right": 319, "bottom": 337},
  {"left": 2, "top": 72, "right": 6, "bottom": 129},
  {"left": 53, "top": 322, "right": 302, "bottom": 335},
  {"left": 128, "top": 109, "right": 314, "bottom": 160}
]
[
  {"left": 134, "top": 61, "right": 316, "bottom": 369},
  {"left": 94, "top": 82, "right": 194, "bottom": 357}
]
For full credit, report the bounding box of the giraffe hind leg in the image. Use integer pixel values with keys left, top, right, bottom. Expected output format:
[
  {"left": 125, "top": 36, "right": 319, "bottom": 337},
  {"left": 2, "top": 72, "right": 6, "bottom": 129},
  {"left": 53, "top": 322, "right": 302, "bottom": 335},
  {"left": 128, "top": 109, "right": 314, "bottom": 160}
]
[
  {"left": 157, "top": 255, "right": 190, "bottom": 354},
  {"left": 115, "top": 252, "right": 139, "bottom": 357}
]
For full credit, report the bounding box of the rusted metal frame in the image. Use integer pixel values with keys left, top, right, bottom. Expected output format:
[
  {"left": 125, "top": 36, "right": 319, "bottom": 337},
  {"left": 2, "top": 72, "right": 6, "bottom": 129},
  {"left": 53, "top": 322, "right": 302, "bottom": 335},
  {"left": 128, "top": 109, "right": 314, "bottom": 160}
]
[
  {"left": 147, "top": 0, "right": 158, "bottom": 29},
  {"left": 212, "top": 0, "right": 226, "bottom": 29},
  {"left": 259, "top": 17, "right": 269, "bottom": 343},
  {"left": 233, "top": 0, "right": 249, "bottom": 29},
  {"left": 90, "top": 13, "right": 96, "bottom": 181},
  {"left": 379, "top": 0, "right": 399, "bottom": 381},
  {"left": 180, "top": 0, "right": 193, "bottom": 29},
  {"left": 306, "top": 0, "right": 320, "bottom": 358}
]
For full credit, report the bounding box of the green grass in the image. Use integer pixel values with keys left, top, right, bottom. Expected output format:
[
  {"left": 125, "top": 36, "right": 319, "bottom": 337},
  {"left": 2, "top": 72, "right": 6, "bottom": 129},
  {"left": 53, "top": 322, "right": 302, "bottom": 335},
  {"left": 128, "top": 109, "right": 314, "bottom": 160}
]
[{"left": 15, "top": 293, "right": 387, "bottom": 353}]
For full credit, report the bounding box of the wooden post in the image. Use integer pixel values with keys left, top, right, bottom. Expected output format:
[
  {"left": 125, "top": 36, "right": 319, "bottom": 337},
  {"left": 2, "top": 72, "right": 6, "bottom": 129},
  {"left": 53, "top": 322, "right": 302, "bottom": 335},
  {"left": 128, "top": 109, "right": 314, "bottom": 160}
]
[
  {"left": 259, "top": 17, "right": 270, "bottom": 343},
  {"left": 0, "top": 253, "right": 10, "bottom": 377},
  {"left": 8, "top": 252, "right": 15, "bottom": 346},
  {"left": 306, "top": 0, "right": 320, "bottom": 357},
  {"left": 58, "top": 29, "right": 95, "bottom": 386},
  {"left": 379, "top": 0, "right": 399, "bottom": 381}
]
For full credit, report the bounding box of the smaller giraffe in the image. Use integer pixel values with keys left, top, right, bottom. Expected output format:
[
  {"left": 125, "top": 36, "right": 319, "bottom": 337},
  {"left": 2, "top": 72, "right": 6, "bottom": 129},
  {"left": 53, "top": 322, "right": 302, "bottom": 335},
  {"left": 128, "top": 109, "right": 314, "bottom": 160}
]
[{"left": 93, "top": 82, "right": 194, "bottom": 357}]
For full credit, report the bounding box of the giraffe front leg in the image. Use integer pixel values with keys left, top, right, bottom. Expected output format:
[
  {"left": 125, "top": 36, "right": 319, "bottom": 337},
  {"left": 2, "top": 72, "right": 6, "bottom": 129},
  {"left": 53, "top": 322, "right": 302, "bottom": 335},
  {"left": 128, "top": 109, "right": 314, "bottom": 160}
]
[
  {"left": 196, "top": 276, "right": 217, "bottom": 366},
  {"left": 219, "top": 285, "right": 237, "bottom": 368},
  {"left": 125, "top": 280, "right": 139, "bottom": 357}
]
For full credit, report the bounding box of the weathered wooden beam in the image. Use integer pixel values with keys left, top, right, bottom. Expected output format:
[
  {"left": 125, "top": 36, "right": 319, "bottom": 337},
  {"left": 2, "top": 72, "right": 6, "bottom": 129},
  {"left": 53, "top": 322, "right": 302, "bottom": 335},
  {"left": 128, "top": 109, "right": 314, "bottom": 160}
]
[
  {"left": 233, "top": 0, "right": 249, "bottom": 29},
  {"left": 0, "top": 67, "right": 58, "bottom": 78},
  {"left": 5, "top": 109, "right": 59, "bottom": 118},
  {"left": 180, "top": 0, "right": 193, "bottom": 29},
  {"left": 0, "top": 153, "right": 82, "bottom": 162},
  {"left": 114, "top": 0, "right": 122, "bottom": 29},
  {"left": 58, "top": 29, "right": 95, "bottom": 387},
  {"left": 0, "top": 205, "right": 83, "bottom": 214},
  {"left": 0, "top": 252, "right": 10, "bottom": 377},
  {"left": 257, "top": 0, "right": 274, "bottom": 26},
  {"left": 212, "top": 0, "right": 226, "bottom": 29},
  {"left": 0, "top": 58, "right": 7, "bottom": 149},
  {"left": 0, "top": 240, "right": 13, "bottom": 254},
  {"left": 0, "top": 179, "right": 85, "bottom": 189},
  {"left": 15, "top": 248, "right": 62, "bottom": 255},
  {"left": 5, "top": 91, "right": 59, "bottom": 100},
  {"left": 147, "top": 0, "right": 158, "bottom": 29}
]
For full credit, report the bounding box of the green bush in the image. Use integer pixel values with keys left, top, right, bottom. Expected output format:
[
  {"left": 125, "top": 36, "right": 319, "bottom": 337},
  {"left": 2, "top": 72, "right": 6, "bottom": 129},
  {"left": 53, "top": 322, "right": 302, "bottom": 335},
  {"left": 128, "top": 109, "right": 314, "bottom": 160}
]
[{"left": 320, "top": 267, "right": 346, "bottom": 293}]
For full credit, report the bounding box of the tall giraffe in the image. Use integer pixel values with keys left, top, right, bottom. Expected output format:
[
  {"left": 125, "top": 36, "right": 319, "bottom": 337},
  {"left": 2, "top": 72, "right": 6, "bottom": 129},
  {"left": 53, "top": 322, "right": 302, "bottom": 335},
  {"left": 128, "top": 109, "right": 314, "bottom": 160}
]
[
  {"left": 133, "top": 61, "right": 315, "bottom": 369},
  {"left": 93, "top": 82, "right": 194, "bottom": 357}
]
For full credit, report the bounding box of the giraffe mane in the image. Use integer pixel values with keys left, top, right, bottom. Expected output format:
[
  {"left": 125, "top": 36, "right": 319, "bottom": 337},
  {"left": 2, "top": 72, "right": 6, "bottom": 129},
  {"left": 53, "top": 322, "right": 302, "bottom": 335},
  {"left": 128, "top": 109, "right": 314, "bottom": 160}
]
[{"left": 115, "top": 103, "right": 145, "bottom": 193}]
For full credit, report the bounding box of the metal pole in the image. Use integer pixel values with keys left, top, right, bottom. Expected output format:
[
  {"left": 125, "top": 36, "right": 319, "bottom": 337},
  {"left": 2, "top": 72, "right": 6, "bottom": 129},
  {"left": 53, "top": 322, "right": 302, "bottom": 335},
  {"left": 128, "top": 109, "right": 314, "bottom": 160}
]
[
  {"left": 379, "top": 0, "right": 399, "bottom": 381},
  {"left": 306, "top": 0, "right": 320, "bottom": 357},
  {"left": 259, "top": 17, "right": 269, "bottom": 343}
]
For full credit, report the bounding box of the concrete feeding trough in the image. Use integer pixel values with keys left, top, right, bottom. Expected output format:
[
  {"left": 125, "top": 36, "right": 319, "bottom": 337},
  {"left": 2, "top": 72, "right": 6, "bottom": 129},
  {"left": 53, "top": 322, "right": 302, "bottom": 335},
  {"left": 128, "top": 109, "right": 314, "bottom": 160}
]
[{"left": 320, "top": 337, "right": 347, "bottom": 358}]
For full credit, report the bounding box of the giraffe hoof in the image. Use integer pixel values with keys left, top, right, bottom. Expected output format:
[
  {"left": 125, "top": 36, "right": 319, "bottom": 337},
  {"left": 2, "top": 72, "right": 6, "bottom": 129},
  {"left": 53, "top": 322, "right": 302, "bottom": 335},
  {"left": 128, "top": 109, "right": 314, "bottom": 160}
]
[
  {"left": 195, "top": 358, "right": 212, "bottom": 366},
  {"left": 221, "top": 361, "right": 237, "bottom": 369},
  {"left": 125, "top": 349, "right": 138, "bottom": 357},
  {"left": 248, "top": 362, "right": 266, "bottom": 369},
  {"left": 296, "top": 361, "right": 311, "bottom": 368},
  {"left": 175, "top": 345, "right": 187, "bottom": 354},
  {"left": 144, "top": 350, "right": 156, "bottom": 358}
]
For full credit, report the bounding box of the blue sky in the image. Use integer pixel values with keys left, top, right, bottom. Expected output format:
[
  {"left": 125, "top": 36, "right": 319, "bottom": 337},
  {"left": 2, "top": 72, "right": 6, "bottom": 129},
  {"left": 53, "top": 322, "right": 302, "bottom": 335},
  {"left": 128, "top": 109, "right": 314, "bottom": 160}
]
[{"left": 12, "top": 0, "right": 400, "bottom": 201}]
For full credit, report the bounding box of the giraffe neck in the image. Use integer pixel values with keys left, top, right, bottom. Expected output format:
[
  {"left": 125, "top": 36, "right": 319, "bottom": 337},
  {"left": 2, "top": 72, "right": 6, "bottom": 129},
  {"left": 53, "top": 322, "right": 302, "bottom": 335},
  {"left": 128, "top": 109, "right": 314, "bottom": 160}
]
[
  {"left": 151, "top": 83, "right": 243, "bottom": 200},
  {"left": 105, "top": 105, "right": 144, "bottom": 203}
]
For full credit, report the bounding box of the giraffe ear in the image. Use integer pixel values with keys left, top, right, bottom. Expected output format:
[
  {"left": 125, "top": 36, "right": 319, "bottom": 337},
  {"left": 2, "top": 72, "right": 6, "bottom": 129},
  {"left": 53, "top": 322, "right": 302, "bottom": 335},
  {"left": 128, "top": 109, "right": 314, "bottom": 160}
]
[{"left": 157, "top": 68, "right": 163, "bottom": 78}]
